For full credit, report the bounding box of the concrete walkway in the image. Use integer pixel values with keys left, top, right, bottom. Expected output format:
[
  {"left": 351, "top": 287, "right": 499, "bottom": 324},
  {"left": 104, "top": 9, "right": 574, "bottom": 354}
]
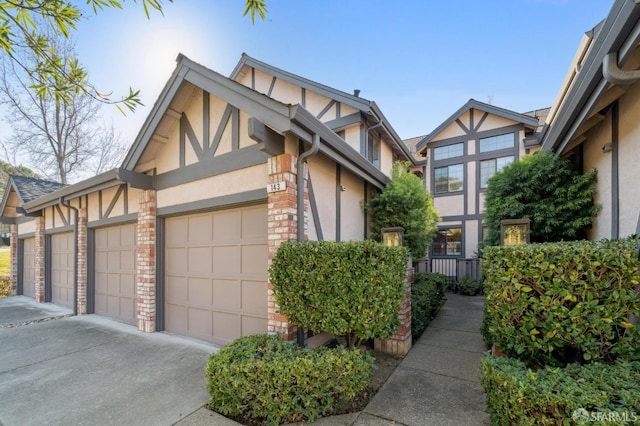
[{"left": 184, "top": 292, "right": 489, "bottom": 426}]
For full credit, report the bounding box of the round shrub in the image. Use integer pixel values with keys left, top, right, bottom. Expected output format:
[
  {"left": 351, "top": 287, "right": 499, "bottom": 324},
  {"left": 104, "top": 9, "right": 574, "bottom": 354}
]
[{"left": 205, "top": 334, "right": 373, "bottom": 426}]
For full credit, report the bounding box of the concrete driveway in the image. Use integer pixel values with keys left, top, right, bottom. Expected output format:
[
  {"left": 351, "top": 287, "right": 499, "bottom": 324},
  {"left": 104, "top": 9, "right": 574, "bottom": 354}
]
[{"left": 0, "top": 297, "right": 219, "bottom": 426}]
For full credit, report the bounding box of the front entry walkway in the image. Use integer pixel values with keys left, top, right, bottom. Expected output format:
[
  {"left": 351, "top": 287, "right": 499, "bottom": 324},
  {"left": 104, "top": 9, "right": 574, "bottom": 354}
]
[{"left": 355, "top": 292, "right": 489, "bottom": 425}]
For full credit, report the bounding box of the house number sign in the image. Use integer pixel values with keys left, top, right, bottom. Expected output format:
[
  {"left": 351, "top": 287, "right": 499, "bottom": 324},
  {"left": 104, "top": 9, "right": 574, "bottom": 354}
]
[{"left": 267, "top": 181, "right": 287, "bottom": 193}]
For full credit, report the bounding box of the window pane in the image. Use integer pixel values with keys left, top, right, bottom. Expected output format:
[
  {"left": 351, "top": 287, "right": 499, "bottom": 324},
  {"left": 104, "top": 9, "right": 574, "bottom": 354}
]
[
  {"left": 446, "top": 228, "right": 462, "bottom": 256},
  {"left": 448, "top": 164, "right": 464, "bottom": 192},
  {"left": 433, "top": 143, "right": 464, "bottom": 160},
  {"left": 434, "top": 167, "right": 449, "bottom": 193},
  {"left": 479, "top": 133, "right": 514, "bottom": 153},
  {"left": 496, "top": 155, "right": 513, "bottom": 170},
  {"left": 480, "top": 159, "right": 496, "bottom": 188}
]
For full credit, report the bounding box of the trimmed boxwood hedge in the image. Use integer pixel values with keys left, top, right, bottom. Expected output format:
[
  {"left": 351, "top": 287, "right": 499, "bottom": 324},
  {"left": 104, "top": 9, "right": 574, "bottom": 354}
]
[
  {"left": 205, "top": 334, "right": 373, "bottom": 426},
  {"left": 270, "top": 240, "right": 408, "bottom": 348},
  {"left": 411, "top": 272, "right": 446, "bottom": 339},
  {"left": 482, "top": 355, "right": 640, "bottom": 425},
  {"left": 482, "top": 239, "right": 640, "bottom": 367}
]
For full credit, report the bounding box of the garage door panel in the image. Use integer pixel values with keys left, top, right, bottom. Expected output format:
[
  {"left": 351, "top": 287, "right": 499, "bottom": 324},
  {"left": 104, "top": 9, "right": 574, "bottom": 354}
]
[
  {"left": 212, "top": 246, "right": 239, "bottom": 274},
  {"left": 241, "top": 280, "right": 267, "bottom": 315},
  {"left": 165, "top": 204, "right": 267, "bottom": 344},
  {"left": 94, "top": 224, "right": 136, "bottom": 324},
  {"left": 188, "top": 247, "right": 211, "bottom": 274},
  {"left": 212, "top": 312, "right": 240, "bottom": 344},
  {"left": 213, "top": 211, "right": 239, "bottom": 241},
  {"left": 51, "top": 233, "right": 74, "bottom": 308},
  {"left": 242, "top": 316, "right": 268, "bottom": 337},
  {"left": 187, "top": 277, "right": 212, "bottom": 306},
  {"left": 242, "top": 244, "right": 268, "bottom": 275},
  {"left": 242, "top": 206, "right": 267, "bottom": 239},
  {"left": 167, "top": 247, "right": 187, "bottom": 274},
  {"left": 22, "top": 238, "right": 36, "bottom": 298},
  {"left": 212, "top": 279, "right": 240, "bottom": 310},
  {"left": 188, "top": 215, "right": 212, "bottom": 244}
]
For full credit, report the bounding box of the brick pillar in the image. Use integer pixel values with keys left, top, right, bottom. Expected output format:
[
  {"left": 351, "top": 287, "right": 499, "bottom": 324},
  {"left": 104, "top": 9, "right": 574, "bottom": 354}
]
[
  {"left": 375, "top": 258, "right": 413, "bottom": 356},
  {"left": 136, "top": 189, "right": 156, "bottom": 332},
  {"left": 34, "top": 216, "right": 45, "bottom": 303},
  {"left": 267, "top": 153, "right": 299, "bottom": 341},
  {"left": 9, "top": 224, "right": 17, "bottom": 295},
  {"left": 76, "top": 209, "right": 88, "bottom": 314}
]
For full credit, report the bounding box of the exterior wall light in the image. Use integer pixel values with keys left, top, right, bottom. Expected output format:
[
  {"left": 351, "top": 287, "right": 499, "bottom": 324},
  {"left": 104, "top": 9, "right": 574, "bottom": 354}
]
[{"left": 381, "top": 227, "right": 404, "bottom": 247}]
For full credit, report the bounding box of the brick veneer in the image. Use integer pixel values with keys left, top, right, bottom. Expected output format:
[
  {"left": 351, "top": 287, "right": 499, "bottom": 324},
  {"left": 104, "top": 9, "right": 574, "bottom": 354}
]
[
  {"left": 9, "top": 224, "right": 17, "bottom": 295},
  {"left": 267, "top": 153, "right": 299, "bottom": 341},
  {"left": 76, "top": 209, "right": 88, "bottom": 314},
  {"left": 136, "top": 189, "right": 156, "bottom": 332},
  {"left": 34, "top": 216, "right": 45, "bottom": 303},
  {"left": 375, "top": 260, "right": 413, "bottom": 355}
]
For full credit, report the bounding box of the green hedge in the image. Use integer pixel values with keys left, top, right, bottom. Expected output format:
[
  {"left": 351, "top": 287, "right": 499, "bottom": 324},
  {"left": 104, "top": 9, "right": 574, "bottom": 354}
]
[
  {"left": 270, "top": 240, "right": 408, "bottom": 348},
  {"left": 449, "top": 275, "right": 484, "bottom": 296},
  {"left": 205, "top": 334, "right": 373, "bottom": 426},
  {"left": 482, "top": 239, "right": 640, "bottom": 367},
  {"left": 411, "top": 272, "right": 446, "bottom": 339},
  {"left": 482, "top": 355, "right": 640, "bottom": 425}
]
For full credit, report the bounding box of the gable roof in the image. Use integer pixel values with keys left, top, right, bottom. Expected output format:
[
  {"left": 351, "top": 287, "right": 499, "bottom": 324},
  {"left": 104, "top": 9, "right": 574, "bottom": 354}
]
[
  {"left": 230, "top": 53, "right": 416, "bottom": 163},
  {"left": 121, "top": 54, "right": 391, "bottom": 189},
  {"left": 416, "top": 99, "right": 540, "bottom": 153},
  {"left": 0, "top": 175, "right": 66, "bottom": 220},
  {"left": 402, "top": 135, "right": 428, "bottom": 162},
  {"left": 541, "top": 0, "right": 640, "bottom": 152}
]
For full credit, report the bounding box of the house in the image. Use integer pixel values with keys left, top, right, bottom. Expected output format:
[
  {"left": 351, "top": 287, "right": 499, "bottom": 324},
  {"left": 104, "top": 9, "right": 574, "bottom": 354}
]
[
  {"left": 412, "top": 100, "right": 547, "bottom": 265},
  {"left": 0, "top": 54, "right": 415, "bottom": 348},
  {"left": 539, "top": 0, "right": 640, "bottom": 241}
]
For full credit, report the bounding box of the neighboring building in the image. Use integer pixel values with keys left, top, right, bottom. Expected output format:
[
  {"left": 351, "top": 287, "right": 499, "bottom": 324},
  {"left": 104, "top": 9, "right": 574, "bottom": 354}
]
[
  {"left": 414, "top": 99, "right": 543, "bottom": 260},
  {"left": 0, "top": 54, "right": 415, "bottom": 348},
  {"left": 540, "top": 0, "right": 640, "bottom": 241}
]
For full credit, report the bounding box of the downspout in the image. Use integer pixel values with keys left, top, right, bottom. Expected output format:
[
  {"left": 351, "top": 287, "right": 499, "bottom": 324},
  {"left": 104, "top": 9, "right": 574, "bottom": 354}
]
[
  {"left": 60, "top": 197, "right": 78, "bottom": 315},
  {"left": 603, "top": 51, "right": 640, "bottom": 85},
  {"left": 296, "top": 133, "right": 320, "bottom": 346}
]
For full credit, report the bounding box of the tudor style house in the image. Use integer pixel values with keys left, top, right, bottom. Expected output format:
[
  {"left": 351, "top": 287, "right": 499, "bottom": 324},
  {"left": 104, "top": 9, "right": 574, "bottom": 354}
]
[
  {"left": 539, "top": 0, "right": 640, "bottom": 242},
  {"left": 0, "top": 54, "right": 417, "bottom": 350},
  {"left": 410, "top": 100, "right": 547, "bottom": 261}
]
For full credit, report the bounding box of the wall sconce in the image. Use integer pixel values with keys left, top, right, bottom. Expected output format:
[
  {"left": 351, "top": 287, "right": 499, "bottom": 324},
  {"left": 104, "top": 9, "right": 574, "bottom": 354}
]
[
  {"left": 381, "top": 227, "right": 404, "bottom": 247},
  {"left": 602, "top": 143, "right": 613, "bottom": 153}
]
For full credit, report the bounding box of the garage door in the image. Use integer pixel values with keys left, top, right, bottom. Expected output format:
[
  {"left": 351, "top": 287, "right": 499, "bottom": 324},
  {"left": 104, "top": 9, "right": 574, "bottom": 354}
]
[
  {"left": 22, "top": 238, "right": 36, "bottom": 298},
  {"left": 165, "top": 204, "right": 268, "bottom": 345},
  {"left": 94, "top": 224, "right": 136, "bottom": 324},
  {"left": 51, "top": 232, "right": 74, "bottom": 308}
]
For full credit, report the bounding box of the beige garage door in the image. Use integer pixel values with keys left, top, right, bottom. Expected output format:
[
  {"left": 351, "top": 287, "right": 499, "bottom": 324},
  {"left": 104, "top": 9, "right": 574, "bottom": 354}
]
[
  {"left": 51, "top": 232, "right": 74, "bottom": 308},
  {"left": 22, "top": 238, "right": 36, "bottom": 298},
  {"left": 165, "top": 204, "right": 268, "bottom": 345},
  {"left": 95, "top": 224, "right": 137, "bottom": 324}
]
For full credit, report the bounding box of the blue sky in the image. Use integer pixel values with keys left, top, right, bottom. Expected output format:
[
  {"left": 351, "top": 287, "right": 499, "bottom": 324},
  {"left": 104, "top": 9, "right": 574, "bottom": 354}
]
[{"left": 32, "top": 1, "right": 619, "bottom": 148}]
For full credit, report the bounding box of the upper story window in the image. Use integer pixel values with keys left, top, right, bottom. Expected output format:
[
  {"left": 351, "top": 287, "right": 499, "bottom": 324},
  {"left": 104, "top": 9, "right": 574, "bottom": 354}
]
[
  {"left": 480, "top": 156, "right": 514, "bottom": 188},
  {"left": 433, "top": 142, "right": 464, "bottom": 160},
  {"left": 434, "top": 164, "right": 464, "bottom": 194},
  {"left": 367, "top": 135, "right": 380, "bottom": 168},
  {"left": 479, "top": 133, "right": 514, "bottom": 153}
]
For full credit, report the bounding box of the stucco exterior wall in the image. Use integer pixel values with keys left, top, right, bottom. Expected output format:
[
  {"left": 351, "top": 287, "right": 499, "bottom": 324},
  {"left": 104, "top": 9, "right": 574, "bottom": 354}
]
[
  {"left": 583, "top": 111, "right": 612, "bottom": 241},
  {"left": 17, "top": 218, "right": 36, "bottom": 236},
  {"left": 340, "top": 167, "right": 365, "bottom": 241},
  {"left": 477, "top": 115, "right": 518, "bottom": 132},
  {"left": 434, "top": 195, "right": 464, "bottom": 217},
  {"left": 380, "top": 140, "right": 394, "bottom": 177},
  {"left": 617, "top": 84, "right": 640, "bottom": 238},
  {"left": 156, "top": 164, "right": 267, "bottom": 209},
  {"left": 344, "top": 125, "right": 361, "bottom": 153},
  {"left": 465, "top": 220, "right": 479, "bottom": 257},
  {"left": 308, "top": 154, "right": 337, "bottom": 241}
]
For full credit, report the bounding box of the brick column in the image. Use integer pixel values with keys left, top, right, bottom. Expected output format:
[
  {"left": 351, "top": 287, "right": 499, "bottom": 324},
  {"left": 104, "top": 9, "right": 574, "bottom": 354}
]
[
  {"left": 375, "top": 259, "right": 413, "bottom": 356},
  {"left": 34, "top": 216, "right": 45, "bottom": 303},
  {"left": 9, "top": 224, "right": 17, "bottom": 295},
  {"left": 136, "top": 189, "right": 156, "bottom": 332},
  {"left": 76, "top": 209, "right": 88, "bottom": 314},
  {"left": 267, "top": 153, "right": 299, "bottom": 341}
]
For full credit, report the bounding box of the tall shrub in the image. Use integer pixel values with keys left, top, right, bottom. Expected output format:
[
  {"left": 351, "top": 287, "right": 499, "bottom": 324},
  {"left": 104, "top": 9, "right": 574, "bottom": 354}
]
[
  {"left": 483, "top": 239, "right": 640, "bottom": 368},
  {"left": 269, "top": 240, "right": 408, "bottom": 348},
  {"left": 483, "top": 150, "right": 599, "bottom": 246},
  {"left": 365, "top": 161, "right": 440, "bottom": 258}
]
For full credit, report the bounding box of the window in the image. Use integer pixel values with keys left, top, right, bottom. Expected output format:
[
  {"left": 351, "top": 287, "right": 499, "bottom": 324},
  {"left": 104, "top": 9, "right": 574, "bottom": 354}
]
[
  {"left": 367, "top": 135, "right": 380, "bottom": 168},
  {"left": 480, "top": 156, "right": 514, "bottom": 188},
  {"left": 479, "top": 133, "right": 514, "bottom": 153},
  {"left": 433, "top": 142, "right": 464, "bottom": 160},
  {"left": 432, "top": 228, "right": 462, "bottom": 256},
  {"left": 434, "top": 164, "right": 464, "bottom": 193}
]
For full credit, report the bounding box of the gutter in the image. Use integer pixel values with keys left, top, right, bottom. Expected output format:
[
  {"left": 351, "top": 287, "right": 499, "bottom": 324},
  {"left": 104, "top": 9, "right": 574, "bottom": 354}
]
[
  {"left": 603, "top": 51, "right": 640, "bottom": 85},
  {"left": 295, "top": 133, "right": 320, "bottom": 346},
  {"left": 59, "top": 197, "right": 79, "bottom": 316}
]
